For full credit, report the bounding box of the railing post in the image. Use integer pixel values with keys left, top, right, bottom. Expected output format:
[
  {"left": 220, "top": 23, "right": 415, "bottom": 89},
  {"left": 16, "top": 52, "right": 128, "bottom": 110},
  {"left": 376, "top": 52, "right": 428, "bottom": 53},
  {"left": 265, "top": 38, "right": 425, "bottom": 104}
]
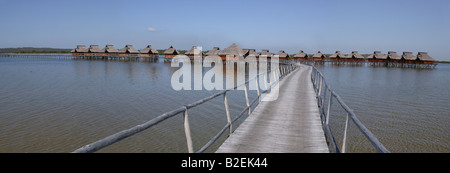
[
  {"left": 342, "top": 113, "right": 350, "bottom": 153},
  {"left": 224, "top": 93, "right": 232, "bottom": 135},
  {"left": 326, "top": 91, "right": 333, "bottom": 125},
  {"left": 243, "top": 83, "right": 251, "bottom": 116},
  {"left": 255, "top": 77, "right": 261, "bottom": 103},
  {"left": 183, "top": 107, "right": 194, "bottom": 153}
]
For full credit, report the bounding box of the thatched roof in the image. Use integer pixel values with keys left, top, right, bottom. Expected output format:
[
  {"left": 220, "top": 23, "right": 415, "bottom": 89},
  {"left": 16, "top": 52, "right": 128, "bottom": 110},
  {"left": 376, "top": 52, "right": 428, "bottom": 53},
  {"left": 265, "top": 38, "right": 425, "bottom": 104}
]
[
  {"left": 387, "top": 51, "right": 401, "bottom": 60},
  {"left": 352, "top": 51, "right": 364, "bottom": 59},
  {"left": 185, "top": 46, "right": 202, "bottom": 56},
  {"left": 119, "top": 45, "right": 139, "bottom": 54},
  {"left": 71, "top": 45, "right": 88, "bottom": 53},
  {"left": 164, "top": 46, "right": 179, "bottom": 55},
  {"left": 293, "top": 50, "right": 308, "bottom": 58},
  {"left": 205, "top": 47, "right": 220, "bottom": 56},
  {"left": 341, "top": 54, "right": 352, "bottom": 59},
  {"left": 247, "top": 49, "right": 259, "bottom": 56},
  {"left": 313, "top": 51, "right": 325, "bottom": 58},
  {"left": 88, "top": 45, "right": 103, "bottom": 53},
  {"left": 417, "top": 52, "right": 434, "bottom": 61},
  {"left": 140, "top": 45, "right": 159, "bottom": 54},
  {"left": 260, "top": 49, "right": 273, "bottom": 57},
  {"left": 374, "top": 51, "right": 388, "bottom": 59},
  {"left": 104, "top": 45, "right": 119, "bottom": 53},
  {"left": 329, "top": 51, "right": 343, "bottom": 58},
  {"left": 218, "top": 43, "right": 246, "bottom": 57},
  {"left": 276, "top": 50, "right": 289, "bottom": 58},
  {"left": 402, "top": 52, "right": 417, "bottom": 60}
]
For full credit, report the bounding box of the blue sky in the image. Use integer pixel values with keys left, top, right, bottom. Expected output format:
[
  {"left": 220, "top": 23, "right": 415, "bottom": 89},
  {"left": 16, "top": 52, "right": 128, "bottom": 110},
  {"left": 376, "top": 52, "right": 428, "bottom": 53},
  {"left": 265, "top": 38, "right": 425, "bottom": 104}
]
[{"left": 0, "top": 0, "right": 449, "bottom": 60}]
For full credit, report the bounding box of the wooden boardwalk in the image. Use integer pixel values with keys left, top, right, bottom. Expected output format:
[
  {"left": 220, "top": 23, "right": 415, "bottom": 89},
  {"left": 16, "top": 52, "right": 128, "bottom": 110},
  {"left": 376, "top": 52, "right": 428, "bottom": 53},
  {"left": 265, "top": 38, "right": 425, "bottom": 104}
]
[{"left": 216, "top": 64, "right": 329, "bottom": 153}]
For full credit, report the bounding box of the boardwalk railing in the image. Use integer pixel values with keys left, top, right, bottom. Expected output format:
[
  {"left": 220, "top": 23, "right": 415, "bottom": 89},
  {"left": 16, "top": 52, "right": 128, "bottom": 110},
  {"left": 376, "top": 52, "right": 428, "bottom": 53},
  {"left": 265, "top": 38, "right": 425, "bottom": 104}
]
[
  {"left": 72, "top": 62, "right": 296, "bottom": 153},
  {"left": 311, "top": 65, "right": 390, "bottom": 153}
]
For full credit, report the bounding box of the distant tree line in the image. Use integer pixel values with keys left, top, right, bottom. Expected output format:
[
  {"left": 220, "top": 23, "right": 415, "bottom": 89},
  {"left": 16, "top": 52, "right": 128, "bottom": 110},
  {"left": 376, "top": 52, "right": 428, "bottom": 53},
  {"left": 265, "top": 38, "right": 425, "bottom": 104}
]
[{"left": 0, "top": 47, "right": 72, "bottom": 53}]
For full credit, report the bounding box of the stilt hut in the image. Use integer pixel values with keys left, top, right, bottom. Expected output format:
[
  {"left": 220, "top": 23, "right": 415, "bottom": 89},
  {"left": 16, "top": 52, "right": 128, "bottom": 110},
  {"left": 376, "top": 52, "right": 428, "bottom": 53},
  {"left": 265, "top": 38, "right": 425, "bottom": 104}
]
[
  {"left": 276, "top": 50, "right": 289, "bottom": 60},
  {"left": 417, "top": 52, "right": 435, "bottom": 64},
  {"left": 87, "top": 45, "right": 104, "bottom": 56},
  {"left": 164, "top": 46, "right": 179, "bottom": 58},
  {"left": 103, "top": 45, "right": 119, "bottom": 56},
  {"left": 373, "top": 51, "right": 388, "bottom": 62},
  {"left": 352, "top": 51, "right": 365, "bottom": 62},
  {"left": 387, "top": 51, "right": 401, "bottom": 63},
  {"left": 118, "top": 45, "right": 139, "bottom": 56},
  {"left": 206, "top": 47, "right": 220, "bottom": 56},
  {"left": 259, "top": 49, "right": 273, "bottom": 59},
  {"left": 340, "top": 53, "right": 353, "bottom": 61},
  {"left": 329, "top": 51, "right": 343, "bottom": 61},
  {"left": 218, "top": 43, "right": 247, "bottom": 60},
  {"left": 185, "top": 46, "right": 203, "bottom": 59},
  {"left": 140, "top": 45, "right": 159, "bottom": 58},
  {"left": 247, "top": 49, "right": 259, "bottom": 58},
  {"left": 71, "top": 45, "right": 88, "bottom": 56},
  {"left": 312, "top": 51, "right": 325, "bottom": 61},
  {"left": 401, "top": 52, "right": 417, "bottom": 64},
  {"left": 293, "top": 50, "right": 308, "bottom": 61}
]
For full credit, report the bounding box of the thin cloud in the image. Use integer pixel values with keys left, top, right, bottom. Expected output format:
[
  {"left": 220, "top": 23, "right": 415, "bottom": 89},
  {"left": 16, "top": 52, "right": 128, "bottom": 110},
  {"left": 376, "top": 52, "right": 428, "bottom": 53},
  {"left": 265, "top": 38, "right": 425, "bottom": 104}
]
[{"left": 147, "top": 27, "right": 157, "bottom": 32}]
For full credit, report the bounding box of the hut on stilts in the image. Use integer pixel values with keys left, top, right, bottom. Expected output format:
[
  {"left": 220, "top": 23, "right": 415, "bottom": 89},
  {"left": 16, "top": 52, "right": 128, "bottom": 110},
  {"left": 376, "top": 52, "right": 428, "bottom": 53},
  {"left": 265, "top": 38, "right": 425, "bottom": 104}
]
[
  {"left": 293, "top": 50, "right": 308, "bottom": 61},
  {"left": 352, "top": 51, "right": 365, "bottom": 63},
  {"left": 140, "top": 45, "right": 159, "bottom": 60},
  {"left": 206, "top": 47, "right": 220, "bottom": 56},
  {"left": 312, "top": 51, "right": 325, "bottom": 62},
  {"left": 164, "top": 46, "right": 179, "bottom": 60},
  {"left": 275, "top": 50, "right": 289, "bottom": 61},
  {"left": 71, "top": 45, "right": 88, "bottom": 56},
  {"left": 329, "top": 51, "right": 343, "bottom": 63},
  {"left": 185, "top": 46, "right": 203, "bottom": 60},
  {"left": 218, "top": 43, "right": 247, "bottom": 61},
  {"left": 259, "top": 49, "right": 273, "bottom": 60}
]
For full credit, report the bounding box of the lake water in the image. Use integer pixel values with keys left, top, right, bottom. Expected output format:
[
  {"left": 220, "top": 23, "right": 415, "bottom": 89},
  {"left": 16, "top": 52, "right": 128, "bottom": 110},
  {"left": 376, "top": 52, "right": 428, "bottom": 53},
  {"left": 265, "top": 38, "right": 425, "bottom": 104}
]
[
  {"left": 316, "top": 63, "right": 450, "bottom": 153},
  {"left": 0, "top": 57, "right": 448, "bottom": 153}
]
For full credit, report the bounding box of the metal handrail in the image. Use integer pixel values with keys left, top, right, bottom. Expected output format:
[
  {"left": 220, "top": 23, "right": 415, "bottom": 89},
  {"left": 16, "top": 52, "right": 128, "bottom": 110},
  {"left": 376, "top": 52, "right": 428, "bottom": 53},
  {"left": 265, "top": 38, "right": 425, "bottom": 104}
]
[
  {"left": 73, "top": 62, "right": 296, "bottom": 153},
  {"left": 310, "top": 65, "right": 390, "bottom": 153}
]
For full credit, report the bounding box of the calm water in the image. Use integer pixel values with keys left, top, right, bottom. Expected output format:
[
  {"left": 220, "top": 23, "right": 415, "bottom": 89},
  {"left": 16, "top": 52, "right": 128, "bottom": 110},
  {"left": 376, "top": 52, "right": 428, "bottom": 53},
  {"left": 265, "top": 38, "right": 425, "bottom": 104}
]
[
  {"left": 0, "top": 57, "right": 448, "bottom": 153},
  {"left": 316, "top": 64, "right": 450, "bottom": 153},
  {"left": 0, "top": 57, "right": 261, "bottom": 153}
]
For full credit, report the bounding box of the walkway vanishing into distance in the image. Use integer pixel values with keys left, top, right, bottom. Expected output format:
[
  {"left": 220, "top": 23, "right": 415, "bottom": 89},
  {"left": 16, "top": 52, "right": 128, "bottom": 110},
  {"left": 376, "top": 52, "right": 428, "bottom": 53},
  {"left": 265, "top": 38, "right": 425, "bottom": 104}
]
[{"left": 216, "top": 64, "right": 328, "bottom": 153}]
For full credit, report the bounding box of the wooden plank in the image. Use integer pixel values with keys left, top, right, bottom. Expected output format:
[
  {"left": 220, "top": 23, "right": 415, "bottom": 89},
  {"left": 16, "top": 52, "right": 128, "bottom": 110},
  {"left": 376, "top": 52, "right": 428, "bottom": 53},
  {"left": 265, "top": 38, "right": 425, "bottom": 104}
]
[{"left": 216, "top": 64, "right": 329, "bottom": 153}]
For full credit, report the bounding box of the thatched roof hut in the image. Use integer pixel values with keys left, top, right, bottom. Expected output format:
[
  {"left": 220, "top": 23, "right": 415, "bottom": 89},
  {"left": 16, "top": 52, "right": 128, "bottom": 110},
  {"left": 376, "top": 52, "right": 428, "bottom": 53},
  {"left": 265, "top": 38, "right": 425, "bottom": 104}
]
[
  {"left": 105, "top": 45, "right": 119, "bottom": 53},
  {"left": 247, "top": 49, "right": 259, "bottom": 57},
  {"left": 293, "top": 50, "right": 308, "bottom": 60},
  {"left": 276, "top": 50, "right": 289, "bottom": 60},
  {"left": 329, "top": 51, "right": 343, "bottom": 60},
  {"left": 417, "top": 52, "right": 434, "bottom": 62},
  {"left": 118, "top": 45, "right": 139, "bottom": 54},
  {"left": 71, "top": 45, "right": 88, "bottom": 54},
  {"left": 185, "top": 46, "right": 202, "bottom": 58},
  {"left": 88, "top": 45, "right": 104, "bottom": 53},
  {"left": 340, "top": 53, "right": 353, "bottom": 60},
  {"left": 140, "top": 45, "right": 159, "bottom": 54},
  {"left": 312, "top": 51, "right": 325, "bottom": 60},
  {"left": 205, "top": 47, "right": 220, "bottom": 56},
  {"left": 218, "top": 43, "right": 246, "bottom": 60},
  {"left": 259, "top": 49, "right": 273, "bottom": 58},
  {"left": 387, "top": 51, "right": 401, "bottom": 61},
  {"left": 164, "top": 46, "right": 179, "bottom": 58},
  {"left": 352, "top": 51, "right": 364, "bottom": 59},
  {"left": 372, "top": 51, "right": 388, "bottom": 61},
  {"left": 402, "top": 52, "right": 417, "bottom": 61}
]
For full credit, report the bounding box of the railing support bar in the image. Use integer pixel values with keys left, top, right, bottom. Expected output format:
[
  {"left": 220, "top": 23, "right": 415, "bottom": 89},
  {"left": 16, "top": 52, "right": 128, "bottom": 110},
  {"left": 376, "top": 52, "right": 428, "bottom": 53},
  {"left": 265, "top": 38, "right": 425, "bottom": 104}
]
[{"left": 183, "top": 107, "right": 194, "bottom": 153}]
